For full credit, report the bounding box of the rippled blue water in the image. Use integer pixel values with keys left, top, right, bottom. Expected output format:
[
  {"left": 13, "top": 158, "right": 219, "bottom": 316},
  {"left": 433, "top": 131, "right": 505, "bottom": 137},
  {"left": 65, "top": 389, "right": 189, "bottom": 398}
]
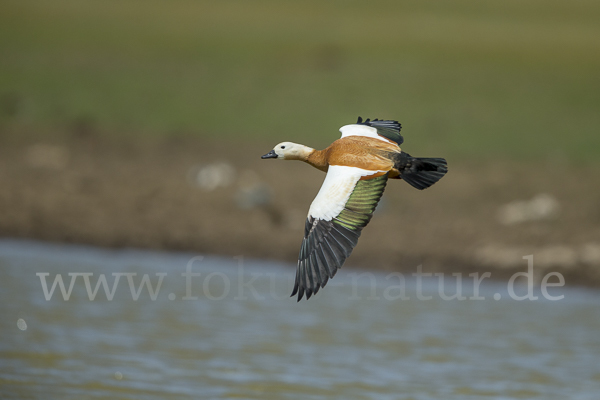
[{"left": 1, "top": 240, "right": 600, "bottom": 399}]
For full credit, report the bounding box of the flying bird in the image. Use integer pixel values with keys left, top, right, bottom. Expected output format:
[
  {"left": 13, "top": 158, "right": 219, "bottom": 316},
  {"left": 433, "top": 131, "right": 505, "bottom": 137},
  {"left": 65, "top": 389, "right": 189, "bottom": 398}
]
[{"left": 261, "top": 117, "right": 447, "bottom": 301}]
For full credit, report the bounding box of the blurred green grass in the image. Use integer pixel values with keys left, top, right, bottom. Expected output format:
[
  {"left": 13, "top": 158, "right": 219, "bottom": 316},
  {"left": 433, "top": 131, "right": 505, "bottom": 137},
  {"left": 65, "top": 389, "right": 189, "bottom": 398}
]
[{"left": 1, "top": 0, "right": 599, "bottom": 160}]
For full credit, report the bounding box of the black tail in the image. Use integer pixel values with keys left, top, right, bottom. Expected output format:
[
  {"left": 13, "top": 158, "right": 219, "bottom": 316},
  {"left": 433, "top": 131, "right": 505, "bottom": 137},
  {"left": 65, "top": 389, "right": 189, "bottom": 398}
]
[{"left": 394, "top": 152, "right": 447, "bottom": 190}]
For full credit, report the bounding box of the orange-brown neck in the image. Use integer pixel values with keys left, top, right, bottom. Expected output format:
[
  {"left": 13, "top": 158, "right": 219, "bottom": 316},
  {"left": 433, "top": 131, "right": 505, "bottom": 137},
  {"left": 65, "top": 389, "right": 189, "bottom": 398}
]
[{"left": 304, "top": 149, "right": 329, "bottom": 172}]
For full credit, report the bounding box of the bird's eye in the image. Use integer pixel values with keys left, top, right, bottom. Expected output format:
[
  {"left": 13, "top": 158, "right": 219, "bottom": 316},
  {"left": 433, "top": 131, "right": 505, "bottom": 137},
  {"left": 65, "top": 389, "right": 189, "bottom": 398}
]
[{"left": 281, "top": 146, "right": 286, "bottom": 149}]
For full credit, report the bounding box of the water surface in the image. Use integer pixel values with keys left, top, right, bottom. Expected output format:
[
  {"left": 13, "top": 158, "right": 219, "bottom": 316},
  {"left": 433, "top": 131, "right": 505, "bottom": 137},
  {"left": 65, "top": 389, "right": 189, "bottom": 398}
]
[{"left": 1, "top": 240, "right": 600, "bottom": 399}]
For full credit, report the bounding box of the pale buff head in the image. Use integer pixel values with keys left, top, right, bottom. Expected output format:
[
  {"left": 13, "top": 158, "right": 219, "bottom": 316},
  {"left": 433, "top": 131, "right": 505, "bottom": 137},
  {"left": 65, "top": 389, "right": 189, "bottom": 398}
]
[{"left": 261, "top": 142, "right": 313, "bottom": 161}]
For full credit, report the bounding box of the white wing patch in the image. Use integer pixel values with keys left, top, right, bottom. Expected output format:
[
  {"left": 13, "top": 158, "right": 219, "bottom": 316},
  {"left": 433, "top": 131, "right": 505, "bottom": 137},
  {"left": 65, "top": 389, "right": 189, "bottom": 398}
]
[
  {"left": 339, "top": 124, "right": 394, "bottom": 144},
  {"left": 308, "top": 165, "right": 385, "bottom": 221}
]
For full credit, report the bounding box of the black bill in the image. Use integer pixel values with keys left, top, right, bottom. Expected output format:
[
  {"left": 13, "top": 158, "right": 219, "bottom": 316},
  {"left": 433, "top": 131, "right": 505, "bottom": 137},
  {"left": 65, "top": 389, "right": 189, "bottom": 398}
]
[{"left": 261, "top": 150, "right": 278, "bottom": 159}]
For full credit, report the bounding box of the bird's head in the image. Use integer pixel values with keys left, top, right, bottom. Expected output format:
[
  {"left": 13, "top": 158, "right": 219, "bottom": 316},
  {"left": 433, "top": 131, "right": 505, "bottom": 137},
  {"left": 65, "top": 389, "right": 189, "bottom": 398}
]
[{"left": 261, "top": 142, "right": 310, "bottom": 160}]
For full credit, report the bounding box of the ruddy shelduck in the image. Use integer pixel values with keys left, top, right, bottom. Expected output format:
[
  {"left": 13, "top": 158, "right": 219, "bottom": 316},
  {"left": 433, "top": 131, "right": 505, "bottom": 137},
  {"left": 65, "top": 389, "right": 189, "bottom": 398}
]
[{"left": 261, "top": 117, "right": 447, "bottom": 301}]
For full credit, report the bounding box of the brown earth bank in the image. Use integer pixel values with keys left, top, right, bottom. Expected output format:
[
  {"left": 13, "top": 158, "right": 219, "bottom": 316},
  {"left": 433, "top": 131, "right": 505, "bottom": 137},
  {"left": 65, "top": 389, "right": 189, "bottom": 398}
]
[{"left": 1, "top": 128, "right": 600, "bottom": 287}]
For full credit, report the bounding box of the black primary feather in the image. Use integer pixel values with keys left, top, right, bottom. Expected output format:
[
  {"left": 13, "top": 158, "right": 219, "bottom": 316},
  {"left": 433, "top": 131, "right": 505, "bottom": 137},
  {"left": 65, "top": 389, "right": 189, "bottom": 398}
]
[{"left": 356, "top": 116, "right": 403, "bottom": 145}]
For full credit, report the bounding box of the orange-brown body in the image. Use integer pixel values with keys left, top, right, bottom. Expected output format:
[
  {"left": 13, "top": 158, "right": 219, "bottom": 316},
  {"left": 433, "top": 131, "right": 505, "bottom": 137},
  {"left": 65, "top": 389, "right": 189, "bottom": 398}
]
[{"left": 303, "top": 136, "right": 402, "bottom": 179}]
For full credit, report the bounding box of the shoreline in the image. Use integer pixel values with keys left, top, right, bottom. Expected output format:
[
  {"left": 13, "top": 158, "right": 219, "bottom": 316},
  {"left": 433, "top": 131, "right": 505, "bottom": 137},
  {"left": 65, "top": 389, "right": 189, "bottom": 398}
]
[{"left": 1, "top": 132, "right": 599, "bottom": 287}]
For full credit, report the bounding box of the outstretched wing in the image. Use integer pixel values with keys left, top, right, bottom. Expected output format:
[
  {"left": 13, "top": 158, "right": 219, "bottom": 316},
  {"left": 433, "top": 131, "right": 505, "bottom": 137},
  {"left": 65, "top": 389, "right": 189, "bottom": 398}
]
[
  {"left": 339, "top": 117, "right": 403, "bottom": 145},
  {"left": 293, "top": 165, "right": 389, "bottom": 301}
]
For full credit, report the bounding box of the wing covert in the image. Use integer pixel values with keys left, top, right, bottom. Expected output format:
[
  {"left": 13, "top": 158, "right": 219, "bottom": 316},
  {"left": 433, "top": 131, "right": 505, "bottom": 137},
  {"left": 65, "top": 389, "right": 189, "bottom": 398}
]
[{"left": 293, "top": 173, "right": 389, "bottom": 301}]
